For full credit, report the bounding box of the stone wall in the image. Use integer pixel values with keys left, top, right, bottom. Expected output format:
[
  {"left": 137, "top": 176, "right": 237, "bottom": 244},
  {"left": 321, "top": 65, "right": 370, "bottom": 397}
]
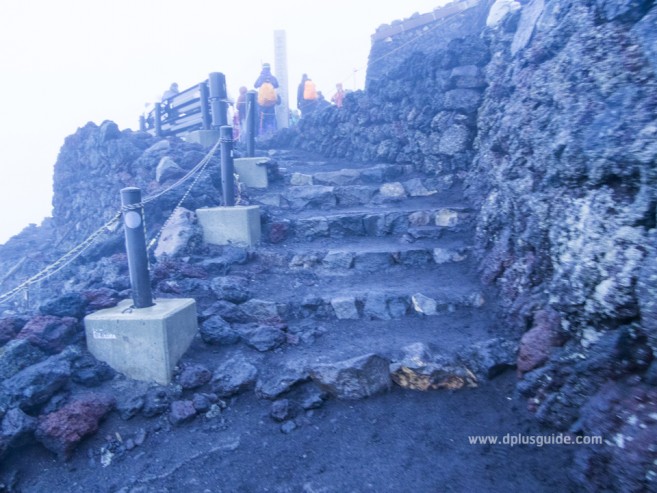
[{"left": 284, "top": 1, "right": 657, "bottom": 490}]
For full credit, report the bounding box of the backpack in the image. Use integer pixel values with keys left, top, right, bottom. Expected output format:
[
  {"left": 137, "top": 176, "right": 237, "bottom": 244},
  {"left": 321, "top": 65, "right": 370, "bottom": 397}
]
[
  {"left": 303, "top": 80, "right": 317, "bottom": 100},
  {"left": 258, "top": 82, "right": 277, "bottom": 107}
]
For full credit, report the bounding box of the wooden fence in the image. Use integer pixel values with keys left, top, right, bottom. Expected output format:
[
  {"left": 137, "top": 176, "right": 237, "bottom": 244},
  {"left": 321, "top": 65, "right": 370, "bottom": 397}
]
[{"left": 140, "top": 73, "right": 227, "bottom": 137}]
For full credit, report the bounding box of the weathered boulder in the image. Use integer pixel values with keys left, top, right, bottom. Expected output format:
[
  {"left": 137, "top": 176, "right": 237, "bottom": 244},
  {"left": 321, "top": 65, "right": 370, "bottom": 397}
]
[
  {"left": 211, "top": 357, "right": 258, "bottom": 397},
  {"left": 169, "top": 400, "right": 197, "bottom": 425},
  {"left": 310, "top": 354, "right": 391, "bottom": 400},
  {"left": 235, "top": 323, "right": 287, "bottom": 352},
  {"left": 0, "top": 317, "right": 27, "bottom": 346},
  {"left": 2, "top": 353, "right": 72, "bottom": 411},
  {"left": 0, "top": 339, "right": 48, "bottom": 381},
  {"left": 178, "top": 364, "right": 212, "bottom": 390},
  {"left": 199, "top": 315, "right": 240, "bottom": 345},
  {"left": 390, "top": 343, "right": 477, "bottom": 391},
  {"left": 35, "top": 393, "right": 115, "bottom": 459},
  {"left": 39, "top": 293, "right": 88, "bottom": 319},
  {"left": 210, "top": 276, "right": 252, "bottom": 304},
  {"left": 153, "top": 207, "right": 198, "bottom": 259},
  {"left": 16, "top": 316, "right": 79, "bottom": 354}
]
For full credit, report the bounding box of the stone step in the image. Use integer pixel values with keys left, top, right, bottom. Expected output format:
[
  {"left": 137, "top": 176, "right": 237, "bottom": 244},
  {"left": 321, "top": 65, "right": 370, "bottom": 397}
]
[
  {"left": 261, "top": 204, "right": 473, "bottom": 243},
  {"left": 253, "top": 236, "right": 471, "bottom": 272},
  {"left": 206, "top": 267, "right": 486, "bottom": 323},
  {"left": 285, "top": 164, "right": 408, "bottom": 186},
  {"left": 252, "top": 177, "right": 453, "bottom": 210}
]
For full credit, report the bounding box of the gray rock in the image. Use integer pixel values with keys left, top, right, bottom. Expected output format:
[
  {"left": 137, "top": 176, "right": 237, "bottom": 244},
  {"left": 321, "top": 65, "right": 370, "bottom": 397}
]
[
  {"left": 313, "top": 168, "right": 361, "bottom": 186},
  {"left": 322, "top": 251, "right": 355, "bottom": 269},
  {"left": 210, "top": 276, "right": 251, "bottom": 304},
  {"left": 399, "top": 249, "right": 433, "bottom": 266},
  {"left": 403, "top": 178, "right": 435, "bottom": 197},
  {"left": 387, "top": 295, "right": 410, "bottom": 318},
  {"left": 411, "top": 293, "right": 438, "bottom": 316},
  {"left": 289, "top": 173, "right": 313, "bottom": 186},
  {"left": 178, "top": 364, "right": 212, "bottom": 389},
  {"left": 255, "top": 366, "right": 309, "bottom": 399},
  {"left": 240, "top": 299, "right": 280, "bottom": 322},
  {"left": 295, "top": 217, "right": 329, "bottom": 240},
  {"left": 155, "top": 156, "right": 184, "bottom": 183},
  {"left": 141, "top": 388, "right": 170, "bottom": 418},
  {"left": 285, "top": 186, "right": 336, "bottom": 209},
  {"left": 330, "top": 296, "right": 359, "bottom": 320},
  {"left": 443, "top": 89, "right": 483, "bottom": 113},
  {"left": 2, "top": 355, "right": 71, "bottom": 410},
  {"left": 211, "top": 357, "right": 258, "bottom": 397},
  {"left": 458, "top": 338, "right": 518, "bottom": 380},
  {"left": 1, "top": 407, "right": 37, "bottom": 452},
  {"left": 353, "top": 251, "right": 394, "bottom": 271},
  {"left": 199, "top": 315, "right": 240, "bottom": 345},
  {"left": 310, "top": 354, "right": 391, "bottom": 400},
  {"left": 438, "top": 125, "right": 472, "bottom": 155},
  {"left": 390, "top": 342, "right": 478, "bottom": 391},
  {"left": 363, "top": 293, "right": 391, "bottom": 321},
  {"left": 116, "top": 395, "right": 144, "bottom": 420},
  {"left": 0, "top": 339, "right": 47, "bottom": 381},
  {"left": 280, "top": 420, "right": 297, "bottom": 434},
  {"left": 378, "top": 182, "right": 407, "bottom": 200},
  {"left": 270, "top": 399, "right": 295, "bottom": 422},
  {"left": 153, "top": 208, "right": 196, "bottom": 259},
  {"left": 334, "top": 186, "right": 377, "bottom": 207},
  {"left": 169, "top": 400, "right": 197, "bottom": 425},
  {"left": 236, "top": 323, "right": 286, "bottom": 352}
]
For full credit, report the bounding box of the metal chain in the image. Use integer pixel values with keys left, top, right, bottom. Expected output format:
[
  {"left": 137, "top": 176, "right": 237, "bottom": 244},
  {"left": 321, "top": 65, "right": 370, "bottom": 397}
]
[
  {"left": 0, "top": 134, "right": 224, "bottom": 305},
  {"left": 0, "top": 212, "right": 122, "bottom": 305}
]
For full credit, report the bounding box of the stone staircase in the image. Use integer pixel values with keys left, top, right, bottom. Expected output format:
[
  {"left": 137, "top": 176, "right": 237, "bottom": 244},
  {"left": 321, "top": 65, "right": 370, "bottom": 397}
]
[{"left": 181, "top": 149, "right": 514, "bottom": 403}]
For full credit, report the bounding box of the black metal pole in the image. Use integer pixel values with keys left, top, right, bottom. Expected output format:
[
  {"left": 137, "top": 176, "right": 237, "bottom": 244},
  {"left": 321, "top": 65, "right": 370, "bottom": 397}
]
[
  {"left": 209, "top": 72, "right": 228, "bottom": 128},
  {"left": 200, "top": 82, "right": 211, "bottom": 130},
  {"left": 154, "top": 103, "right": 162, "bottom": 137},
  {"left": 220, "top": 126, "right": 235, "bottom": 206},
  {"left": 120, "top": 187, "right": 154, "bottom": 308},
  {"left": 246, "top": 90, "right": 257, "bottom": 157}
]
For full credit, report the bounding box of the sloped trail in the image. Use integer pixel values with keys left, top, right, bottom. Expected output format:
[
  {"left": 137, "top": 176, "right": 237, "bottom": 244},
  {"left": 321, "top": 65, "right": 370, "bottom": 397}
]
[{"left": 1, "top": 149, "right": 578, "bottom": 492}]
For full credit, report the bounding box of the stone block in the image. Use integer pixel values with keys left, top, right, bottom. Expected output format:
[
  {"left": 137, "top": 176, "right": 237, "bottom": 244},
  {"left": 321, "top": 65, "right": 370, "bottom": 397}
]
[
  {"left": 184, "top": 130, "right": 221, "bottom": 148},
  {"left": 84, "top": 298, "right": 197, "bottom": 385},
  {"left": 234, "top": 157, "right": 270, "bottom": 189},
  {"left": 196, "top": 205, "right": 261, "bottom": 247}
]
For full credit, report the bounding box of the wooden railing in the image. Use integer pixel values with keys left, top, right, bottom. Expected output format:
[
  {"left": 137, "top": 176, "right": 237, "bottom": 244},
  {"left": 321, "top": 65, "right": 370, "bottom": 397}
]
[{"left": 140, "top": 72, "right": 227, "bottom": 138}]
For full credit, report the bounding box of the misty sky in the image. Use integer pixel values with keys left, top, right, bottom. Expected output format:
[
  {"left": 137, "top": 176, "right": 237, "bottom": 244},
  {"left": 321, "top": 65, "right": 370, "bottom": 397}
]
[{"left": 0, "top": 0, "right": 448, "bottom": 245}]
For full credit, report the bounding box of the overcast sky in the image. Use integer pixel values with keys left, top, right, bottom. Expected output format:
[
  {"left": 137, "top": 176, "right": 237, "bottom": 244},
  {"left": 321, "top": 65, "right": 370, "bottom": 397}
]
[{"left": 0, "top": 0, "right": 448, "bottom": 245}]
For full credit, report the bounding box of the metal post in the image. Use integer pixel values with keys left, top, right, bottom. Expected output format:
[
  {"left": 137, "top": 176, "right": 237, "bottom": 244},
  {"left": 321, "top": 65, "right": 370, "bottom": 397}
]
[
  {"left": 246, "top": 90, "right": 257, "bottom": 157},
  {"left": 209, "top": 72, "right": 228, "bottom": 128},
  {"left": 154, "top": 103, "right": 162, "bottom": 137},
  {"left": 220, "top": 126, "right": 235, "bottom": 206},
  {"left": 200, "top": 82, "right": 211, "bottom": 130},
  {"left": 139, "top": 115, "right": 146, "bottom": 132},
  {"left": 120, "top": 187, "right": 154, "bottom": 308}
]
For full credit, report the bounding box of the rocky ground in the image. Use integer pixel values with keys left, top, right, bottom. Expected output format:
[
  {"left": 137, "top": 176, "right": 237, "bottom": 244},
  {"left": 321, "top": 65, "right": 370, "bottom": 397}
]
[{"left": 0, "top": 147, "right": 579, "bottom": 492}]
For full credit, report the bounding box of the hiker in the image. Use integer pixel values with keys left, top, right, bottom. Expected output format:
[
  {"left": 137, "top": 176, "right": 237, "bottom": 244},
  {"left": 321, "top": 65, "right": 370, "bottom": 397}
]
[
  {"left": 161, "top": 82, "right": 180, "bottom": 121},
  {"left": 297, "top": 74, "right": 318, "bottom": 117},
  {"left": 236, "top": 86, "right": 248, "bottom": 141},
  {"left": 316, "top": 91, "right": 331, "bottom": 111},
  {"left": 254, "top": 63, "right": 279, "bottom": 137},
  {"left": 161, "top": 82, "right": 179, "bottom": 101},
  {"left": 331, "top": 82, "right": 345, "bottom": 108}
]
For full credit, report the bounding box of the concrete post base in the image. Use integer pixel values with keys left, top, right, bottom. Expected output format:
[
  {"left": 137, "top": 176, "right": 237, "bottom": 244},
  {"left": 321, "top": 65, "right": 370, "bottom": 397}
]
[
  {"left": 84, "top": 298, "right": 197, "bottom": 385},
  {"left": 234, "top": 157, "right": 270, "bottom": 189},
  {"left": 184, "top": 129, "right": 221, "bottom": 148},
  {"left": 196, "top": 205, "right": 261, "bottom": 246}
]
